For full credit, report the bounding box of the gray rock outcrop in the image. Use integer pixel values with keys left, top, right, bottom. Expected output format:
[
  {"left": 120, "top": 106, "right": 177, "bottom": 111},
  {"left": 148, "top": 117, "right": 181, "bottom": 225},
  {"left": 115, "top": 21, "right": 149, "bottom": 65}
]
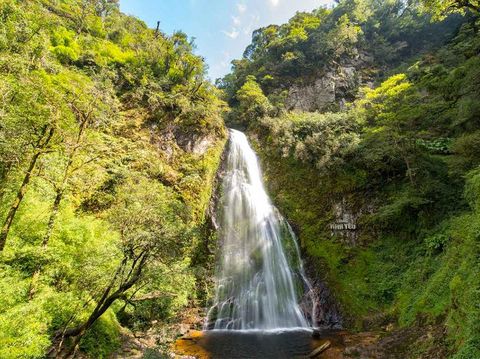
[{"left": 285, "top": 52, "right": 374, "bottom": 112}]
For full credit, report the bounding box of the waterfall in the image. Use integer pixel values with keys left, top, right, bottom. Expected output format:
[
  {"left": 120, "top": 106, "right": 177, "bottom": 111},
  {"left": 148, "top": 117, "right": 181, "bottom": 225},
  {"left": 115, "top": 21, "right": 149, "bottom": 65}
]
[{"left": 206, "top": 129, "right": 314, "bottom": 331}]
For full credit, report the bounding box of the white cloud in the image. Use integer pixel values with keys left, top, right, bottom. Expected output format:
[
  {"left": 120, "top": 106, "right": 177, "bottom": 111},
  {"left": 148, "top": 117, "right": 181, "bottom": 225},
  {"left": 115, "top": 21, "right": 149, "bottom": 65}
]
[
  {"left": 222, "top": 28, "right": 240, "bottom": 39},
  {"left": 236, "top": 3, "right": 247, "bottom": 13},
  {"left": 232, "top": 15, "right": 241, "bottom": 26},
  {"left": 221, "top": 51, "right": 231, "bottom": 68},
  {"left": 269, "top": 0, "right": 280, "bottom": 6},
  {"left": 242, "top": 14, "right": 260, "bottom": 36}
]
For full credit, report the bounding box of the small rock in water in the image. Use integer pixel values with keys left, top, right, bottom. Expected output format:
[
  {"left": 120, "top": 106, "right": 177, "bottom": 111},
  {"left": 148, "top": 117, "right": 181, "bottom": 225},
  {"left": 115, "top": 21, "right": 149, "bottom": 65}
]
[
  {"left": 205, "top": 320, "right": 216, "bottom": 330},
  {"left": 312, "top": 329, "right": 322, "bottom": 339}
]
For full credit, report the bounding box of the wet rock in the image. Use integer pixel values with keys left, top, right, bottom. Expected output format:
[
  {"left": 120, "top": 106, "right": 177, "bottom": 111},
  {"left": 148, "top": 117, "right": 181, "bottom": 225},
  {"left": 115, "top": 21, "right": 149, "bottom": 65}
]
[
  {"left": 205, "top": 320, "right": 216, "bottom": 330},
  {"left": 206, "top": 139, "right": 229, "bottom": 233},
  {"left": 299, "top": 261, "right": 343, "bottom": 329}
]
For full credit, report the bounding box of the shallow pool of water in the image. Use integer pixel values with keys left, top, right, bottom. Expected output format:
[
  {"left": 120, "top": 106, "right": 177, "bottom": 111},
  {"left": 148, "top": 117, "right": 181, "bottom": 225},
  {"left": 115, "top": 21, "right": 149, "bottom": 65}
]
[{"left": 194, "top": 329, "right": 316, "bottom": 359}]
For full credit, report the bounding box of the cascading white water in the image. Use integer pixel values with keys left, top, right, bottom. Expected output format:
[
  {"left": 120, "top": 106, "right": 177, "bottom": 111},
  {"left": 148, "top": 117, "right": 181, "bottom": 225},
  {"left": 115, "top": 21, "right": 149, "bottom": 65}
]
[{"left": 206, "top": 129, "right": 314, "bottom": 331}]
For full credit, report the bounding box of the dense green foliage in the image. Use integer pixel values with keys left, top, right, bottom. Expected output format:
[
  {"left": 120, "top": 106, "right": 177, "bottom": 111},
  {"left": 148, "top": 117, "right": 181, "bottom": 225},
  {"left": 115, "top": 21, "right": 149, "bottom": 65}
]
[
  {"left": 223, "top": 0, "right": 480, "bottom": 357},
  {"left": 218, "top": 0, "right": 464, "bottom": 115},
  {"left": 418, "top": 0, "right": 480, "bottom": 20},
  {"left": 2, "top": 0, "right": 480, "bottom": 357},
  {"left": 0, "top": 0, "right": 225, "bottom": 357}
]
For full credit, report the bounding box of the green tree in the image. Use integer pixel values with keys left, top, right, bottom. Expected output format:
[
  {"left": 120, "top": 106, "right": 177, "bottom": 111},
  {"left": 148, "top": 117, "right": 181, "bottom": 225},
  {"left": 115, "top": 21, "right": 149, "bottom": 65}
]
[
  {"left": 0, "top": 0, "right": 226, "bottom": 357},
  {"left": 418, "top": 0, "right": 480, "bottom": 19},
  {"left": 258, "top": 111, "right": 360, "bottom": 172},
  {"left": 355, "top": 74, "right": 421, "bottom": 184},
  {"left": 0, "top": 74, "right": 65, "bottom": 251},
  {"left": 235, "top": 76, "right": 272, "bottom": 126},
  {"left": 54, "top": 178, "right": 187, "bottom": 357}
]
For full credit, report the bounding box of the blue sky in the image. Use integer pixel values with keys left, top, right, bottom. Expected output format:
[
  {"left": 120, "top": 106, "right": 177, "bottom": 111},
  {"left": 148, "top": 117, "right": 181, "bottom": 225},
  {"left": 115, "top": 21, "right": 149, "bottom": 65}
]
[{"left": 120, "top": 0, "right": 333, "bottom": 81}]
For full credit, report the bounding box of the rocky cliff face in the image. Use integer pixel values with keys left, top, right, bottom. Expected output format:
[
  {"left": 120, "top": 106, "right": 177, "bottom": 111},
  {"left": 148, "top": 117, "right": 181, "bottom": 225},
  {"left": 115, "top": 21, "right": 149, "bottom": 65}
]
[
  {"left": 173, "top": 129, "right": 217, "bottom": 155},
  {"left": 149, "top": 121, "right": 221, "bottom": 159},
  {"left": 285, "top": 52, "right": 374, "bottom": 112}
]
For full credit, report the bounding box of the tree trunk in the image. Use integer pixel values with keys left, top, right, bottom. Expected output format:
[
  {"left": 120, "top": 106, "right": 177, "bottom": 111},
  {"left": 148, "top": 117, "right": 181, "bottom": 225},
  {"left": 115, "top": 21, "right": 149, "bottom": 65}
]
[
  {"left": 58, "top": 252, "right": 148, "bottom": 358},
  {"left": 43, "top": 103, "right": 89, "bottom": 247},
  {"left": 155, "top": 21, "right": 160, "bottom": 38},
  {"left": 62, "top": 288, "right": 124, "bottom": 357},
  {"left": 29, "top": 103, "right": 91, "bottom": 297},
  {"left": 43, "top": 188, "right": 64, "bottom": 247},
  {"left": 61, "top": 288, "right": 131, "bottom": 358},
  {"left": 0, "top": 126, "right": 54, "bottom": 252},
  {"left": 404, "top": 155, "right": 415, "bottom": 185}
]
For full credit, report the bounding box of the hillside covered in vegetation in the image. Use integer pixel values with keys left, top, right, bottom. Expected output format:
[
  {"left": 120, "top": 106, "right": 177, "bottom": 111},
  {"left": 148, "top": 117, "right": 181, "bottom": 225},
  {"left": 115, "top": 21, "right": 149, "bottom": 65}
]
[
  {"left": 2, "top": 0, "right": 480, "bottom": 358},
  {"left": 220, "top": 0, "right": 480, "bottom": 357},
  {"left": 0, "top": 0, "right": 225, "bottom": 357}
]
